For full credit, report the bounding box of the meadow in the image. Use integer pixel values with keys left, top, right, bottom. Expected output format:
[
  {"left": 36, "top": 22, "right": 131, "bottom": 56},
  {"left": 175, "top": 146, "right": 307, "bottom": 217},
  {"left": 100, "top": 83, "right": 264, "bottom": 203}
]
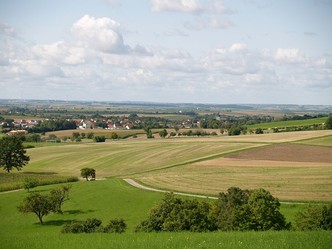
[
  {"left": 0, "top": 179, "right": 331, "bottom": 249},
  {"left": 246, "top": 117, "right": 327, "bottom": 129}
]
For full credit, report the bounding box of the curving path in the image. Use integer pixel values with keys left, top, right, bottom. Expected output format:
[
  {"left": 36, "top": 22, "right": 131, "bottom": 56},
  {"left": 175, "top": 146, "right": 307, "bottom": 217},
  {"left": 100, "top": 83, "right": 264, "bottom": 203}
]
[
  {"left": 123, "top": 178, "right": 217, "bottom": 199},
  {"left": 123, "top": 178, "right": 309, "bottom": 205}
]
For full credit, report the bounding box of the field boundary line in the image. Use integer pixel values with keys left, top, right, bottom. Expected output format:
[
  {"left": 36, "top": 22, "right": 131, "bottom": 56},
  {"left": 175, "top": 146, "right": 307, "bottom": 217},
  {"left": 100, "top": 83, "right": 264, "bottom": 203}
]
[
  {"left": 123, "top": 178, "right": 217, "bottom": 199},
  {"left": 0, "top": 189, "right": 23, "bottom": 194},
  {"left": 123, "top": 179, "right": 310, "bottom": 205},
  {"left": 119, "top": 144, "right": 269, "bottom": 177}
]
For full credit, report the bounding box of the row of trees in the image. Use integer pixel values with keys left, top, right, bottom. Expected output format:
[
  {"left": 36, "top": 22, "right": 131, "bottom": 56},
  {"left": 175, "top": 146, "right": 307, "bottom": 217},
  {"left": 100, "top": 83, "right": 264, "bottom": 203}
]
[
  {"left": 136, "top": 188, "right": 332, "bottom": 232},
  {"left": 136, "top": 188, "right": 290, "bottom": 232},
  {"left": 27, "top": 119, "right": 77, "bottom": 133}
]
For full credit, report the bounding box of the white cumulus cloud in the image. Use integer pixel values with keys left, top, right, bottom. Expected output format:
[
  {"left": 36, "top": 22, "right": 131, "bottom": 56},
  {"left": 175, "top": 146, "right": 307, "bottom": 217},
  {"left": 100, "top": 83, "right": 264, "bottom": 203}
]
[
  {"left": 150, "top": 0, "right": 203, "bottom": 13},
  {"left": 274, "top": 48, "right": 305, "bottom": 63},
  {"left": 71, "top": 15, "right": 128, "bottom": 53}
]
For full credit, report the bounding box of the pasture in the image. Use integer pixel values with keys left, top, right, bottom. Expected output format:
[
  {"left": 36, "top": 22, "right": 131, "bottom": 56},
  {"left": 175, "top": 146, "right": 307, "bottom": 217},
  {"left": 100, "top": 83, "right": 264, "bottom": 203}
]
[
  {"left": 0, "top": 179, "right": 331, "bottom": 249},
  {"left": 246, "top": 117, "right": 327, "bottom": 129}
]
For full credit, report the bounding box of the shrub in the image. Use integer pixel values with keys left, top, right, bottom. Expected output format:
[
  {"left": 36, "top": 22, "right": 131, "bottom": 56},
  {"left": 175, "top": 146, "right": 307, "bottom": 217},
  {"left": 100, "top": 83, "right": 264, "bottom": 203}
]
[
  {"left": 104, "top": 218, "right": 127, "bottom": 233},
  {"left": 61, "top": 222, "right": 84, "bottom": 233},
  {"left": 83, "top": 218, "right": 103, "bottom": 233},
  {"left": 94, "top": 136, "right": 106, "bottom": 142},
  {"left": 61, "top": 218, "right": 127, "bottom": 234}
]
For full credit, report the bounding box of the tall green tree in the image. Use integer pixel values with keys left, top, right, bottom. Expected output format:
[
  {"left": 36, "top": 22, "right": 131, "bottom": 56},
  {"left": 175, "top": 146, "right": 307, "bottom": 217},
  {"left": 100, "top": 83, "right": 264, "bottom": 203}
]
[
  {"left": 210, "top": 187, "right": 290, "bottom": 231},
  {"left": 0, "top": 136, "right": 30, "bottom": 172},
  {"left": 325, "top": 116, "right": 332, "bottom": 129}
]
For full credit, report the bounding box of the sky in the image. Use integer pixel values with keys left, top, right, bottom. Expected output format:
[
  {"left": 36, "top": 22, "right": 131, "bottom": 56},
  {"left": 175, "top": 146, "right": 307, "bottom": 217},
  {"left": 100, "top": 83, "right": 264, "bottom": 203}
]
[{"left": 0, "top": 0, "right": 331, "bottom": 105}]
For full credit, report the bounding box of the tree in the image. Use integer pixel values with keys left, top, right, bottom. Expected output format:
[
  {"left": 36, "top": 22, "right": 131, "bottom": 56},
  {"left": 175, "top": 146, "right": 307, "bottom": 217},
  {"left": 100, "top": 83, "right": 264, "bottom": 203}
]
[
  {"left": 80, "top": 168, "right": 96, "bottom": 181},
  {"left": 295, "top": 204, "right": 332, "bottom": 230},
  {"left": 210, "top": 187, "right": 290, "bottom": 231},
  {"left": 325, "top": 116, "right": 332, "bottom": 129},
  {"left": 135, "top": 193, "right": 215, "bottom": 232},
  {"left": 159, "top": 129, "right": 168, "bottom": 138},
  {"left": 228, "top": 126, "right": 242, "bottom": 136},
  {"left": 23, "top": 178, "right": 38, "bottom": 192},
  {"left": 0, "top": 136, "right": 30, "bottom": 172},
  {"left": 19, "top": 192, "right": 52, "bottom": 224},
  {"left": 49, "top": 185, "right": 71, "bottom": 214},
  {"left": 246, "top": 189, "right": 290, "bottom": 231},
  {"left": 144, "top": 127, "right": 153, "bottom": 139}
]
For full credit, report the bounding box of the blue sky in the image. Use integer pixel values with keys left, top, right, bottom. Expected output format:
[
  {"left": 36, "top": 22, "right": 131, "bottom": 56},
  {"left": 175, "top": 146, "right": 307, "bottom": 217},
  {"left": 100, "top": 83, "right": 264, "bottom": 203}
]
[{"left": 0, "top": 0, "right": 331, "bottom": 104}]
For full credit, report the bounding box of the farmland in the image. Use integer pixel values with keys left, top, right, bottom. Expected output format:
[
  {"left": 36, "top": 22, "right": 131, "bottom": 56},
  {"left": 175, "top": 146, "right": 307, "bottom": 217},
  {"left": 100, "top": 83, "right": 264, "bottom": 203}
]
[
  {"left": 1, "top": 100, "right": 332, "bottom": 248},
  {"left": 12, "top": 129, "right": 330, "bottom": 202},
  {"left": 246, "top": 117, "right": 327, "bottom": 129}
]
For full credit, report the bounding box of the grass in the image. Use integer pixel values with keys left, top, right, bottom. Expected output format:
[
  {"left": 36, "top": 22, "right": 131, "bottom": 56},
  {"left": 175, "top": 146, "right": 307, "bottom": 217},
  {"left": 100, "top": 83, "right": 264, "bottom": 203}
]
[
  {"left": 1, "top": 179, "right": 331, "bottom": 249},
  {"left": 0, "top": 172, "right": 78, "bottom": 192},
  {"left": 25, "top": 139, "right": 264, "bottom": 177},
  {"left": 246, "top": 117, "right": 327, "bottom": 129},
  {"left": 295, "top": 135, "right": 332, "bottom": 147}
]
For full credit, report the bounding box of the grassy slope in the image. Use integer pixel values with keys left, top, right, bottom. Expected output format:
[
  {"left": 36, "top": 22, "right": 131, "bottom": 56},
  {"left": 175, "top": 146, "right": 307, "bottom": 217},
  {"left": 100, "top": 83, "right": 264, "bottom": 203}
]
[
  {"left": 246, "top": 117, "right": 327, "bottom": 129},
  {"left": 1, "top": 179, "right": 331, "bottom": 249},
  {"left": 25, "top": 140, "right": 263, "bottom": 177}
]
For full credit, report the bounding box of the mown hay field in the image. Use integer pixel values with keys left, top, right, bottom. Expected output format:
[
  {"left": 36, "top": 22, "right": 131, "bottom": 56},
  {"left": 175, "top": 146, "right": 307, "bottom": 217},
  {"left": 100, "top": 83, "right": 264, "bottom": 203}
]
[
  {"left": 25, "top": 139, "right": 263, "bottom": 177},
  {"left": 133, "top": 132, "right": 332, "bottom": 201},
  {"left": 22, "top": 130, "right": 332, "bottom": 201}
]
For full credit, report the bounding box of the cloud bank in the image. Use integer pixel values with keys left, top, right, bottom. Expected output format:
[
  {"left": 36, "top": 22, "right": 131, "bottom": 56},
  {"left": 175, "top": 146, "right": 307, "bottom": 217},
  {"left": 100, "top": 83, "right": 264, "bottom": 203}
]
[{"left": 0, "top": 12, "right": 331, "bottom": 104}]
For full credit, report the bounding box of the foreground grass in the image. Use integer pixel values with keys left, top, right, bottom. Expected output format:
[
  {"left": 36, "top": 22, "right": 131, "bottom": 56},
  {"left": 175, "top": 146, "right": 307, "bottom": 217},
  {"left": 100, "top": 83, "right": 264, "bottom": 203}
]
[
  {"left": 0, "top": 179, "right": 331, "bottom": 249},
  {"left": 2, "top": 231, "right": 331, "bottom": 249}
]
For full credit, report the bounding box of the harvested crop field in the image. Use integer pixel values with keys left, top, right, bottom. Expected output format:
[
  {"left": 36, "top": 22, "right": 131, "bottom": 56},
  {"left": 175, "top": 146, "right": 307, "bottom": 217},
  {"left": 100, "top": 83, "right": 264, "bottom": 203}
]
[{"left": 226, "top": 144, "right": 332, "bottom": 163}]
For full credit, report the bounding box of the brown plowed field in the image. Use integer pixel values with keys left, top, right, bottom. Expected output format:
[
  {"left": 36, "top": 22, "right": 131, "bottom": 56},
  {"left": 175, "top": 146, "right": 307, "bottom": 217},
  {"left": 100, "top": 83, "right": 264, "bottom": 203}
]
[{"left": 226, "top": 144, "right": 332, "bottom": 163}]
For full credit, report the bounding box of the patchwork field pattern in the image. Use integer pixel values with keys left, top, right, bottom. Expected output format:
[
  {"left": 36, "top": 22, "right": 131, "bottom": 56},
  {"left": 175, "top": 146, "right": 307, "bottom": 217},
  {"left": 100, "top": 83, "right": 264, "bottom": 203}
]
[
  {"left": 135, "top": 133, "right": 332, "bottom": 201},
  {"left": 23, "top": 130, "right": 332, "bottom": 201}
]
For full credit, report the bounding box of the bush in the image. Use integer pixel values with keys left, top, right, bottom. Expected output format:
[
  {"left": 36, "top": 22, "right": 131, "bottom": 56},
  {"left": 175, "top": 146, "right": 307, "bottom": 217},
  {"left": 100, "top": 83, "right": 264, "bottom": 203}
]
[
  {"left": 61, "top": 222, "right": 84, "bottom": 233},
  {"left": 83, "top": 218, "right": 103, "bottom": 233},
  {"left": 94, "top": 136, "right": 106, "bottom": 142},
  {"left": 295, "top": 204, "right": 332, "bottom": 230},
  {"left": 61, "top": 218, "right": 127, "bottom": 234},
  {"left": 104, "top": 218, "right": 127, "bottom": 233}
]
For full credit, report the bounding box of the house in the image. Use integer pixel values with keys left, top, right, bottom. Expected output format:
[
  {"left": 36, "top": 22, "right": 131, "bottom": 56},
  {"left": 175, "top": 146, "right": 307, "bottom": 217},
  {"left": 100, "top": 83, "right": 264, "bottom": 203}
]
[{"left": 6, "top": 130, "right": 28, "bottom": 136}]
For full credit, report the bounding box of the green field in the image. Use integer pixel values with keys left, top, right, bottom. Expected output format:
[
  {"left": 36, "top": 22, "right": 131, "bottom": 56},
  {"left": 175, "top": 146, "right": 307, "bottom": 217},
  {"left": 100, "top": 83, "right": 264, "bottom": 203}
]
[
  {"left": 247, "top": 117, "right": 327, "bottom": 129},
  {"left": 1, "top": 130, "right": 332, "bottom": 248},
  {"left": 1, "top": 179, "right": 331, "bottom": 249}
]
